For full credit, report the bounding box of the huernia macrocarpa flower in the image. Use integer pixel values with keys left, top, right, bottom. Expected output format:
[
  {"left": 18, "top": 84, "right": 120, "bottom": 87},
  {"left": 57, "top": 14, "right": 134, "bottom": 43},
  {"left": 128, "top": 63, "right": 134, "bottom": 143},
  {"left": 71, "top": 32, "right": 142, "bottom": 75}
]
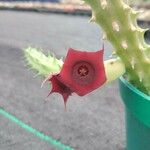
[
  {"left": 48, "top": 75, "right": 73, "bottom": 107},
  {"left": 49, "top": 48, "right": 107, "bottom": 105}
]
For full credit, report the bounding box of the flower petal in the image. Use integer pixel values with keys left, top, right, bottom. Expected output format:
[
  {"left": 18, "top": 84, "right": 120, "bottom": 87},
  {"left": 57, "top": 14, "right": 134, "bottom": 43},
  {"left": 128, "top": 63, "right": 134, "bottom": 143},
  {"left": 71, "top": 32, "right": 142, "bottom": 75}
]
[
  {"left": 48, "top": 75, "right": 73, "bottom": 107},
  {"left": 57, "top": 48, "right": 106, "bottom": 96}
]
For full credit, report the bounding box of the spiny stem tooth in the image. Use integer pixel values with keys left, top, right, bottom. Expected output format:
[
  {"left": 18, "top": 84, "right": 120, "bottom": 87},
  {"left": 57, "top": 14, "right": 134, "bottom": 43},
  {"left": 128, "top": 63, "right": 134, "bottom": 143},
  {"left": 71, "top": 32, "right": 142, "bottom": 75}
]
[
  {"left": 139, "top": 44, "right": 145, "bottom": 51},
  {"left": 131, "top": 58, "right": 135, "bottom": 69},
  {"left": 33, "top": 73, "right": 40, "bottom": 78},
  {"left": 139, "top": 72, "right": 143, "bottom": 82},
  {"left": 121, "top": 40, "right": 128, "bottom": 49},
  {"left": 145, "top": 58, "right": 150, "bottom": 64},
  {"left": 27, "top": 67, "right": 33, "bottom": 71},
  {"left": 80, "top": 0, "right": 86, "bottom": 5},
  {"left": 112, "top": 21, "right": 120, "bottom": 32},
  {"left": 132, "top": 10, "right": 140, "bottom": 16},
  {"left": 89, "top": 16, "right": 96, "bottom": 23},
  {"left": 130, "top": 24, "right": 137, "bottom": 32},
  {"left": 109, "top": 51, "right": 116, "bottom": 58},
  {"left": 100, "top": 0, "right": 108, "bottom": 9},
  {"left": 122, "top": 3, "right": 130, "bottom": 11},
  {"left": 112, "top": 51, "right": 116, "bottom": 55},
  {"left": 102, "top": 32, "right": 107, "bottom": 40},
  {"left": 140, "top": 78, "right": 142, "bottom": 82},
  {"left": 138, "top": 28, "right": 148, "bottom": 33}
]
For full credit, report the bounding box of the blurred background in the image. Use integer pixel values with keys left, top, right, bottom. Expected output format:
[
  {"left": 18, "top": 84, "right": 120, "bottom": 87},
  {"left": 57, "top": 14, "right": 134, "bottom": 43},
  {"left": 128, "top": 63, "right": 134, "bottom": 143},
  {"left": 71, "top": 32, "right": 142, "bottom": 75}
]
[
  {"left": 0, "top": 0, "right": 149, "bottom": 150},
  {"left": 0, "top": 0, "right": 149, "bottom": 40}
]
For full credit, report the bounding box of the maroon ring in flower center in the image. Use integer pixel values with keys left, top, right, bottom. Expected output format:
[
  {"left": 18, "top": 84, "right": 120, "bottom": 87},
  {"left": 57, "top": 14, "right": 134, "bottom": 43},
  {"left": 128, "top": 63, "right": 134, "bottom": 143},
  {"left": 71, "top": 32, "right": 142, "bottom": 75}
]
[{"left": 72, "top": 61, "right": 95, "bottom": 86}]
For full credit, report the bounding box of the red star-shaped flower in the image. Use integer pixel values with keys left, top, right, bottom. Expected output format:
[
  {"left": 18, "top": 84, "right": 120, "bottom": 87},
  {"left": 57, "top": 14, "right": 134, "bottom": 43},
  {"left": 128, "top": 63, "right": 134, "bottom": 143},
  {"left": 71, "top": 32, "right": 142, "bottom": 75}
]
[
  {"left": 48, "top": 75, "right": 73, "bottom": 108},
  {"left": 57, "top": 48, "right": 106, "bottom": 96}
]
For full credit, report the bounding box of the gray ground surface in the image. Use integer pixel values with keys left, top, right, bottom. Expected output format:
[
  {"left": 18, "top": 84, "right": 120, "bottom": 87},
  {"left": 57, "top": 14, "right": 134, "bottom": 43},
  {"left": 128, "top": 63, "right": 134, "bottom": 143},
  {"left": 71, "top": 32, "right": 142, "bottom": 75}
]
[{"left": 0, "top": 10, "right": 125, "bottom": 150}]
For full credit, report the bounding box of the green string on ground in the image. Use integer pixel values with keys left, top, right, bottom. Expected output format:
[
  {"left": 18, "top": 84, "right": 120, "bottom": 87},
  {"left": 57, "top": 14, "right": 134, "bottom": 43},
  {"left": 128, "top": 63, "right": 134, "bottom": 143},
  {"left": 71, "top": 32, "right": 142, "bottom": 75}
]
[{"left": 0, "top": 108, "right": 74, "bottom": 150}]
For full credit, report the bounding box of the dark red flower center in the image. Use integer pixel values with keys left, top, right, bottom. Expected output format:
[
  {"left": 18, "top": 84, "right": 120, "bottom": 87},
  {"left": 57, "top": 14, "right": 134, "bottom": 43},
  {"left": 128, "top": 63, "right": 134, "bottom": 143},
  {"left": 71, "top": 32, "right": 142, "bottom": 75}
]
[
  {"left": 78, "top": 65, "right": 89, "bottom": 76},
  {"left": 72, "top": 61, "right": 95, "bottom": 86}
]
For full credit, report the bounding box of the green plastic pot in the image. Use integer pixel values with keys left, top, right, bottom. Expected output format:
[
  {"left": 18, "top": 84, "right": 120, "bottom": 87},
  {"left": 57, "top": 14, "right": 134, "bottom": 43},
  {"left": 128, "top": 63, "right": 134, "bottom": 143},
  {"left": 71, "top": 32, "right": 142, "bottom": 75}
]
[{"left": 119, "top": 77, "right": 150, "bottom": 150}]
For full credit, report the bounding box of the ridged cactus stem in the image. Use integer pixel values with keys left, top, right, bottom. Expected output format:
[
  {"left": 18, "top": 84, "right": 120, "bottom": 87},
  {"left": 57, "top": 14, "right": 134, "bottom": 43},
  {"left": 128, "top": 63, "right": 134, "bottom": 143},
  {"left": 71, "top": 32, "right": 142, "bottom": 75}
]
[{"left": 85, "top": 0, "right": 150, "bottom": 95}]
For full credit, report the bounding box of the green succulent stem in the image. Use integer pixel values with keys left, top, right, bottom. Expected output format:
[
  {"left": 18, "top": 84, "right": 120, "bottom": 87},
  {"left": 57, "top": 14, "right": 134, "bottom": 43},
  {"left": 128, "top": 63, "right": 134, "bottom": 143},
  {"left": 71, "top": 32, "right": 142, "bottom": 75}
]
[
  {"left": 24, "top": 47, "right": 63, "bottom": 76},
  {"left": 104, "top": 59, "right": 125, "bottom": 83},
  {"left": 84, "top": 0, "right": 150, "bottom": 95}
]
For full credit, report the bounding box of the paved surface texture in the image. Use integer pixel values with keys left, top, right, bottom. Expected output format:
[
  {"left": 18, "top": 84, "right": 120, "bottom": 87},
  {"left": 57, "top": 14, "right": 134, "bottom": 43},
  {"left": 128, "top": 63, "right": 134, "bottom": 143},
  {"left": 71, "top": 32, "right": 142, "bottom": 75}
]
[{"left": 0, "top": 10, "right": 126, "bottom": 150}]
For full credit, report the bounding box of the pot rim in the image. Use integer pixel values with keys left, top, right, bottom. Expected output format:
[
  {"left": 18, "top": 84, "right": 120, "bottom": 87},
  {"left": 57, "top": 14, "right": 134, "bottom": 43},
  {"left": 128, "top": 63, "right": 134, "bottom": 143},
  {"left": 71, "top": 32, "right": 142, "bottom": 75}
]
[
  {"left": 119, "top": 76, "right": 150, "bottom": 127},
  {"left": 119, "top": 76, "right": 150, "bottom": 101}
]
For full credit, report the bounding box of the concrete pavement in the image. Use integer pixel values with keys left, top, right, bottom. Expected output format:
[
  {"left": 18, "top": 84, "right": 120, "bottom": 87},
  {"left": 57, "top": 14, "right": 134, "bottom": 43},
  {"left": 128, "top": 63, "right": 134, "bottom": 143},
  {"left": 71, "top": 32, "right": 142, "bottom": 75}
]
[{"left": 0, "top": 10, "right": 125, "bottom": 150}]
